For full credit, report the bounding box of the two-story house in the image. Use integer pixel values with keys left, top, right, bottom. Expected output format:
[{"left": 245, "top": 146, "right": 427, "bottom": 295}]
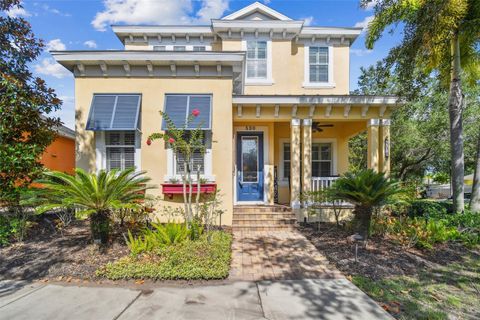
[{"left": 53, "top": 2, "right": 398, "bottom": 230}]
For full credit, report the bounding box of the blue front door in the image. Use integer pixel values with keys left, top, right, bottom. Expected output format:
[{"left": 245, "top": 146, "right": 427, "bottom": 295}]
[{"left": 237, "top": 132, "right": 264, "bottom": 202}]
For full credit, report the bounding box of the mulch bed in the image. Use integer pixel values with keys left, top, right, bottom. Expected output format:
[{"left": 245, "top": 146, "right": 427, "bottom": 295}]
[
  {"left": 298, "top": 222, "right": 478, "bottom": 280},
  {"left": 0, "top": 217, "right": 129, "bottom": 281},
  {"left": 0, "top": 216, "right": 233, "bottom": 287}
]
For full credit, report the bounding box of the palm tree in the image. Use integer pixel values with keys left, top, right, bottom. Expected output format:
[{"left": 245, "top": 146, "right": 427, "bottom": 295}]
[
  {"left": 364, "top": 0, "right": 480, "bottom": 213},
  {"left": 329, "top": 169, "right": 402, "bottom": 240},
  {"left": 38, "top": 168, "right": 152, "bottom": 244}
]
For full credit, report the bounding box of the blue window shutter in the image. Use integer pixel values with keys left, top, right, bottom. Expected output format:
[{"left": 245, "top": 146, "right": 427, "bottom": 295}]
[
  {"left": 86, "top": 94, "right": 141, "bottom": 131},
  {"left": 188, "top": 96, "right": 211, "bottom": 130},
  {"left": 86, "top": 95, "right": 116, "bottom": 130},
  {"left": 162, "top": 94, "right": 211, "bottom": 130},
  {"left": 162, "top": 95, "right": 188, "bottom": 130},
  {"left": 112, "top": 95, "right": 140, "bottom": 129}
]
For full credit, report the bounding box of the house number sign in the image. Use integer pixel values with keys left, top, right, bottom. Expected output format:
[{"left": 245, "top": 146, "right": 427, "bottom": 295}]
[{"left": 245, "top": 126, "right": 256, "bottom": 130}]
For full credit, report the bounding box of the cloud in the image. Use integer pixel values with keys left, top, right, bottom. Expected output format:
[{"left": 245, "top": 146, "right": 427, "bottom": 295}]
[
  {"left": 262, "top": 0, "right": 271, "bottom": 4},
  {"left": 84, "top": 40, "right": 98, "bottom": 48},
  {"left": 92, "top": 0, "right": 229, "bottom": 31},
  {"left": 302, "top": 16, "right": 314, "bottom": 26},
  {"left": 34, "top": 58, "right": 71, "bottom": 79},
  {"left": 354, "top": 15, "right": 374, "bottom": 32},
  {"left": 350, "top": 49, "right": 373, "bottom": 57},
  {"left": 363, "top": 0, "right": 378, "bottom": 11},
  {"left": 6, "top": 5, "right": 31, "bottom": 18},
  {"left": 41, "top": 4, "right": 71, "bottom": 17},
  {"left": 46, "top": 39, "right": 66, "bottom": 51}
]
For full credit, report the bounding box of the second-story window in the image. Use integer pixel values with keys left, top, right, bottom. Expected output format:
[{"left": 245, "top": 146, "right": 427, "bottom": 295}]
[
  {"left": 174, "top": 46, "right": 186, "bottom": 51},
  {"left": 309, "top": 47, "right": 329, "bottom": 83},
  {"left": 193, "top": 46, "right": 206, "bottom": 51},
  {"left": 246, "top": 40, "right": 267, "bottom": 79},
  {"left": 153, "top": 45, "right": 166, "bottom": 51}
]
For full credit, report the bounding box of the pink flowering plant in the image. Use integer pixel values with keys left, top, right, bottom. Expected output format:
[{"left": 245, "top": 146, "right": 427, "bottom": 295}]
[{"left": 147, "top": 109, "right": 206, "bottom": 228}]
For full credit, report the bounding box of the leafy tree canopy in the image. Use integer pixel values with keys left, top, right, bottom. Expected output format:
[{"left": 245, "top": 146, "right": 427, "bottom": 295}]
[{"left": 0, "top": 0, "right": 62, "bottom": 204}]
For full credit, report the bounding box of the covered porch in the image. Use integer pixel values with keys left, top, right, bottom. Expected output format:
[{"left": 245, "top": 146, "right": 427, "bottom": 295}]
[{"left": 232, "top": 95, "right": 397, "bottom": 208}]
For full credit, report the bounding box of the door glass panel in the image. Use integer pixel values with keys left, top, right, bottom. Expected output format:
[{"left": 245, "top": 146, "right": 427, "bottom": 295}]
[{"left": 241, "top": 137, "right": 258, "bottom": 183}]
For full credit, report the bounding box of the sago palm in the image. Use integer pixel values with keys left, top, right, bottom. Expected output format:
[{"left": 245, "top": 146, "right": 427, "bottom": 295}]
[
  {"left": 329, "top": 169, "right": 403, "bottom": 240},
  {"left": 38, "top": 168, "right": 152, "bottom": 244}
]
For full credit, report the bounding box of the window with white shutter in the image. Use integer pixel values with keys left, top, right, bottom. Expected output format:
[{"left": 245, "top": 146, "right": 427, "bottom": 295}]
[{"left": 105, "top": 131, "right": 136, "bottom": 171}]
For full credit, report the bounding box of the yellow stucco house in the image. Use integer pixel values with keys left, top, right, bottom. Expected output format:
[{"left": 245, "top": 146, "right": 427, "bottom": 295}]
[{"left": 53, "top": 2, "right": 398, "bottom": 230}]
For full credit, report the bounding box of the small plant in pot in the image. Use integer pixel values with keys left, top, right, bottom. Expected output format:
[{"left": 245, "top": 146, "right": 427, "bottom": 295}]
[{"left": 38, "top": 168, "right": 152, "bottom": 245}]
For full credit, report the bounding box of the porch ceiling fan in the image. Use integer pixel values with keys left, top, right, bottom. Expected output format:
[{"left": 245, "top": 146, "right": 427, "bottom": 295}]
[{"left": 312, "top": 122, "right": 334, "bottom": 133}]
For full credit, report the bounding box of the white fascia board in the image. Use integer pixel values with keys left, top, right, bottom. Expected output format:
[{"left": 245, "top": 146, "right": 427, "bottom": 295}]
[
  {"left": 300, "top": 27, "right": 362, "bottom": 38},
  {"left": 112, "top": 25, "right": 213, "bottom": 36},
  {"left": 232, "top": 95, "right": 401, "bottom": 105},
  {"left": 212, "top": 19, "right": 303, "bottom": 32},
  {"left": 52, "top": 51, "right": 245, "bottom": 64},
  {"left": 222, "top": 2, "right": 292, "bottom": 21}
]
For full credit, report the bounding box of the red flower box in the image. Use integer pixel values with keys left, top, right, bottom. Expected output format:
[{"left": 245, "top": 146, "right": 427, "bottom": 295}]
[{"left": 161, "top": 183, "right": 217, "bottom": 199}]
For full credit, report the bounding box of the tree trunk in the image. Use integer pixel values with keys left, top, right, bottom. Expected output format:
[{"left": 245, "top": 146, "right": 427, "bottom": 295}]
[
  {"left": 353, "top": 205, "right": 373, "bottom": 241},
  {"left": 448, "top": 33, "right": 465, "bottom": 213},
  {"left": 469, "top": 135, "right": 480, "bottom": 212},
  {"left": 90, "top": 210, "right": 110, "bottom": 244}
]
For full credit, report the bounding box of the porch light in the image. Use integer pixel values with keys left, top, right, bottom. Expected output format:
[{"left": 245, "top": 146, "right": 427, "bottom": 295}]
[{"left": 384, "top": 137, "right": 390, "bottom": 160}]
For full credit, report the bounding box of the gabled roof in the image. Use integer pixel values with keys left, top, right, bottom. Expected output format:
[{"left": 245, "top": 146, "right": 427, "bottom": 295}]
[{"left": 222, "top": 1, "right": 292, "bottom": 21}]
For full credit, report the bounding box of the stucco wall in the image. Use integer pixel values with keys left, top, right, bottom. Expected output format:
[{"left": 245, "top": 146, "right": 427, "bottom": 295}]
[
  {"left": 222, "top": 39, "right": 350, "bottom": 95},
  {"left": 75, "top": 77, "right": 234, "bottom": 225}
]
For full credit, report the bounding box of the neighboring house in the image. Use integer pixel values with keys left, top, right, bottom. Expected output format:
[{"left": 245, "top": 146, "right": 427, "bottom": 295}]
[
  {"left": 40, "top": 124, "right": 75, "bottom": 174},
  {"left": 53, "top": 2, "right": 399, "bottom": 226}
]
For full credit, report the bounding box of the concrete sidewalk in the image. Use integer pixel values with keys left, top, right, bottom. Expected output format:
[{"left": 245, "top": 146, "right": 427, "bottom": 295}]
[{"left": 0, "top": 279, "right": 392, "bottom": 320}]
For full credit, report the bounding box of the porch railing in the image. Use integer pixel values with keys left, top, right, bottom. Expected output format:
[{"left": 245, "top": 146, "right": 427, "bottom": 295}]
[
  {"left": 308, "top": 176, "right": 351, "bottom": 207},
  {"left": 311, "top": 176, "right": 339, "bottom": 192}
]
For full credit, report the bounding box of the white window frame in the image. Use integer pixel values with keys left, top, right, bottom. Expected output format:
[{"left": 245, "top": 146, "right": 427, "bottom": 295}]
[
  {"left": 149, "top": 38, "right": 212, "bottom": 51},
  {"left": 303, "top": 44, "right": 335, "bottom": 88},
  {"left": 279, "top": 139, "right": 291, "bottom": 185},
  {"left": 242, "top": 37, "right": 273, "bottom": 85},
  {"left": 164, "top": 133, "right": 214, "bottom": 182},
  {"left": 95, "top": 131, "right": 141, "bottom": 173},
  {"left": 312, "top": 138, "right": 337, "bottom": 176}
]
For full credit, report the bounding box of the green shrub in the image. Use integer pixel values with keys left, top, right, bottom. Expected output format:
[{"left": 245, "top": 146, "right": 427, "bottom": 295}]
[
  {"left": 98, "top": 231, "right": 232, "bottom": 280},
  {"left": 407, "top": 200, "right": 448, "bottom": 218},
  {"left": 150, "top": 221, "right": 190, "bottom": 245},
  {"left": 125, "top": 230, "right": 154, "bottom": 256}
]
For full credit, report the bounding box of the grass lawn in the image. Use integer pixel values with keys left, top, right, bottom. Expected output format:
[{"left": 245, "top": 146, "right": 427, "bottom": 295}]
[
  {"left": 352, "top": 254, "right": 479, "bottom": 319},
  {"left": 97, "top": 231, "right": 232, "bottom": 280}
]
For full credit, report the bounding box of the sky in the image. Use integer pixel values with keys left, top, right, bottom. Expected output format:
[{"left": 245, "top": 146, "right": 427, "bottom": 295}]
[{"left": 7, "top": 0, "right": 403, "bottom": 130}]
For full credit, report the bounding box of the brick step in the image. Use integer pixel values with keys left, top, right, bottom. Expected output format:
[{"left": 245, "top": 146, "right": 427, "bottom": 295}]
[
  {"left": 232, "top": 224, "right": 296, "bottom": 232},
  {"left": 232, "top": 218, "right": 297, "bottom": 226},
  {"left": 233, "top": 213, "right": 296, "bottom": 219},
  {"left": 233, "top": 206, "right": 292, "bottom": 213}
]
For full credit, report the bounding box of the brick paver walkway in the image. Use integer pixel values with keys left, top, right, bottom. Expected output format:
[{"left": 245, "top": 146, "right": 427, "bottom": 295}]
[{"left": 229, "top": 231, "right": 343, "bottom": 281}]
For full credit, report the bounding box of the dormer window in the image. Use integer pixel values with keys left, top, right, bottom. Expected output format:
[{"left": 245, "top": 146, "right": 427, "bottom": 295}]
[
  {"left": 303, "top": 45, "right": 335, "bottom": 88},
  {"left": 246, "top": 40, "right": 267, "bottom": 79}
]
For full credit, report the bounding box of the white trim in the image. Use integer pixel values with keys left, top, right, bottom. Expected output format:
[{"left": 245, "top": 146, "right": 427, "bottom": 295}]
[
  {"left": 222, "top": 2, "right": 292, "bottom": 21},
  {"left": 164, "top": 134, "right": 214, "bottom": 182},
  {"left": 278, "top": 138, "right": 290, "bottom": 186},
  {"left": 300, "top": 27, "right": 362, "bottom": 37},
  {"left": 95, "top": 131, "right": 141, "bottom": 173},
  {"left": 233, "top": 126, "right": 269, "bottom": 205},
  {"left": 312, "top": 138, "right": 338, "bottom": 176},
  {"left": 232, "top": 95, "right": 401, "bottom": 105},
  {"left": 112, "top": 25, "right": 212, "bottom": 36},
  {"left": 52, "top": 51, "right": 245, "bottom": 65},
  {"left": 242, "top": 37, "right": 273, "bottom": 85},
  {"left": 303, "top": 45, "right": 335, "bottom": 88}
]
